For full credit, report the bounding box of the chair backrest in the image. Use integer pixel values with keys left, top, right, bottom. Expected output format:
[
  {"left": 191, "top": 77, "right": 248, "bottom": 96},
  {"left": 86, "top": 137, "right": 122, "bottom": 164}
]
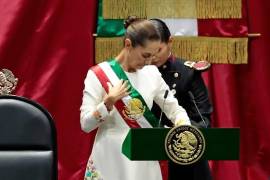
[{"left": 0, "top": 95, "right": 57, "bottom": 180}]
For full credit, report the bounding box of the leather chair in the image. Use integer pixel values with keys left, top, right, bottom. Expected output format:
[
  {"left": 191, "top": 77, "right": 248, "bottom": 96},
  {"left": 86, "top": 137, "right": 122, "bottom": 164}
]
[{"left": 0, "top": 95, "right": 57, "bottom": 180}]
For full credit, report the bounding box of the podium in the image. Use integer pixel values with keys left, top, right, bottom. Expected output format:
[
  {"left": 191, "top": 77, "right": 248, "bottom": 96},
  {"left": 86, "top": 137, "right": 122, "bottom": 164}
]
[{"left": 122, "top": 128, "right": 240, "bottom": 161}]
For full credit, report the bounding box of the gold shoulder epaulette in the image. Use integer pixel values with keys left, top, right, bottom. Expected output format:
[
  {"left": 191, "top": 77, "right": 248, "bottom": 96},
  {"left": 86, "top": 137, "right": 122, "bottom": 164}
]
[{"left": 184, "top": 61, "right": 211, "bottom": 71}]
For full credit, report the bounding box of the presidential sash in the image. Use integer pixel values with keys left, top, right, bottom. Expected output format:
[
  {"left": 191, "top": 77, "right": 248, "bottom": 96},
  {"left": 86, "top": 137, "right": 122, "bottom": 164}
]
[{"left": 91, "top": 60, "right": 159, "bottom": 128}]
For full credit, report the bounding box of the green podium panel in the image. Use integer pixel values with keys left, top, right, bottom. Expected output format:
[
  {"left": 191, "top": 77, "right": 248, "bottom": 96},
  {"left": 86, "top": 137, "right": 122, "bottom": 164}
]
[{"left": 122, "top": 128, "right": 239, "bottom": 161}]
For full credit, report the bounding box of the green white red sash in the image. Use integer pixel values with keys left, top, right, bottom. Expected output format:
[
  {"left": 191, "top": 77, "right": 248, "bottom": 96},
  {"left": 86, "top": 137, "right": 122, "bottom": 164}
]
[{"left": 91, "top": 60, "right": 159, "bottom": 128}]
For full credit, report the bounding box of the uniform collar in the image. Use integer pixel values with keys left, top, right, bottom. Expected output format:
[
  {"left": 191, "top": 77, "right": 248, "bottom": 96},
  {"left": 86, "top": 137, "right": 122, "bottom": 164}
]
[
  {"left": 159, "top": 53, "right": 176, "bottom": 71},
  {"left": 168, "top": 53, "right": 176, "bottom": 62}
]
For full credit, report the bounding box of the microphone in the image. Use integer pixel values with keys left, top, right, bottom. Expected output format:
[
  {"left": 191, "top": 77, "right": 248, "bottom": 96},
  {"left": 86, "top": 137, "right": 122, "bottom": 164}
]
[
  {"left": 159, "top": 90, "right": 169, "bottom": 127},
  {"left": 188, "top": 91, "right": 208, "bottom": 128}
]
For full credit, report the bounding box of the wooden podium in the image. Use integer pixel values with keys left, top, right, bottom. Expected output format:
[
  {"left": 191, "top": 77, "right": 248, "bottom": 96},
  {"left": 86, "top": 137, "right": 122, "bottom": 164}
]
[{"left": 122, "top": 128, "right": 240, "bottom": 161}]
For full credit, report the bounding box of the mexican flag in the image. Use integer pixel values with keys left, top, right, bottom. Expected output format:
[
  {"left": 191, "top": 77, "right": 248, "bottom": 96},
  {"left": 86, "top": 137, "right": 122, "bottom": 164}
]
[{"left": 95, "top": 0, "right": 248, "bottom": 65}]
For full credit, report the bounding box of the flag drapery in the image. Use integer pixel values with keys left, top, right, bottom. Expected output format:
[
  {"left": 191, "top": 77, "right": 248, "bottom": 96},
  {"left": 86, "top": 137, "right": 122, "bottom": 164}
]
[{"left": 95, "top": 0, "right": 248, "bottom": 64}]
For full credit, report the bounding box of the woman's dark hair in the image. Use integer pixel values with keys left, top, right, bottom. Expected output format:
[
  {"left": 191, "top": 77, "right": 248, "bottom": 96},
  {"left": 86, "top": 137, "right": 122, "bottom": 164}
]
[
  {"left": 124, "top": 16, "right": 161, "bottom": 47},
  {"left": 149, "top": 18, "right": 171, "bottom": 43}
]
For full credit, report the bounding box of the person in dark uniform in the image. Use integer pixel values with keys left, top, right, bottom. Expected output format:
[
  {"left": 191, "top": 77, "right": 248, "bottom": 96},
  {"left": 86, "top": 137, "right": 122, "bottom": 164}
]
[{"left": 150, "top": 18, "right": 213, "bottom": 180}]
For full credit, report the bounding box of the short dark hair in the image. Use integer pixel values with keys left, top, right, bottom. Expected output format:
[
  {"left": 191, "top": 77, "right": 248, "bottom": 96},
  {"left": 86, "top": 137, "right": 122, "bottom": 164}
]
[
  {"left": 149, "top": 19, "right": 171, "bottom": 43},
  {"left": 124, "top": 16, "right": 161, "bottom": 47}
]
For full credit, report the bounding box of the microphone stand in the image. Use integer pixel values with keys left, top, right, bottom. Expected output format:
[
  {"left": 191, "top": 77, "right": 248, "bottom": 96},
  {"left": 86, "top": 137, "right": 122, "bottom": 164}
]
[
  {"left": 159, "top": 90, "right": 169, "bottom": 127},
  {"left": 188, "top": 91, "right": 208, "bottom": 128}
]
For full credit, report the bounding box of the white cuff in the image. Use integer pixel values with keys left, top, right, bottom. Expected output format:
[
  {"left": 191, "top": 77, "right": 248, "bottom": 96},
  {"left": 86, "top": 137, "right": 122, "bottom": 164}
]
[{"left": 95, "top": 102, "right": 110, "bottom": 121}]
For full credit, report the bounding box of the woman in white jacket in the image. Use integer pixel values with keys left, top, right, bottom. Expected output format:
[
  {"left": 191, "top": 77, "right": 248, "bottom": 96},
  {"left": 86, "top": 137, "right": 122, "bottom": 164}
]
[{"left": 80, "top": 16, "right": 190, "bottom": 180}]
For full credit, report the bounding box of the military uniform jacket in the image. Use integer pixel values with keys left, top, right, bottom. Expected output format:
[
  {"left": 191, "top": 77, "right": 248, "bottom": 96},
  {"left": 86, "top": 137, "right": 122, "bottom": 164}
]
[{"left": 152, "top": 57, "right": 213, "bottom": 128}]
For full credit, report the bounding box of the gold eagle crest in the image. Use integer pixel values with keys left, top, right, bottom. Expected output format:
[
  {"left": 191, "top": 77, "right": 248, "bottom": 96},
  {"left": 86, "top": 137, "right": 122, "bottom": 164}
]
[
  {"left": 123, "top": 98, "right": 145, "bottom": 120},
  {"left": 165, "top": 125, "right": 205, "bottom": 165}
]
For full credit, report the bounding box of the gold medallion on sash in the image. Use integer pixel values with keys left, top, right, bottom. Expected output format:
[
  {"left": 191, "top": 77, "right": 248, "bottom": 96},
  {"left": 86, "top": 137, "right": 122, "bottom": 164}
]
[
  {"left": 165, "top": 125, "right": 205, "bottom": 165},
  {"left": 123, "top": 98, "right": 145, "bottom": 120}
]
